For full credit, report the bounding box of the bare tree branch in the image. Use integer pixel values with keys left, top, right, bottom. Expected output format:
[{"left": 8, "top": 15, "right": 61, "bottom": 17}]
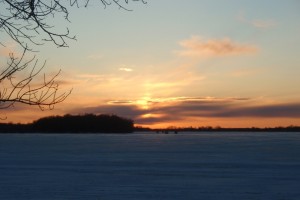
[
  {"left": 0, "top": 0, "right": 147, "bottom": 50},
  {"left": 0, "top": 48, "right": 72, "bottom": 111}
]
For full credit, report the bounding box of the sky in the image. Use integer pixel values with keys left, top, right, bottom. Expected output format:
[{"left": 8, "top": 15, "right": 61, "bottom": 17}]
[{"left": 1, "top": 0, "right": 300, "bottom": 128}]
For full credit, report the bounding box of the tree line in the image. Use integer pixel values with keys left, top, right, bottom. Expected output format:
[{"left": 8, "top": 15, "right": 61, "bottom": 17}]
[
  {"left": 0, "top": 114, "right": 134, "bottom": 133},
  {"left": 149, "top": 126, "right": 300, "bottom": 133}
]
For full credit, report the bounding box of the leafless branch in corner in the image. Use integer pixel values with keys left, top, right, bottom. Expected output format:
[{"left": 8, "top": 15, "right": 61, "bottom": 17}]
[
  {"left": 0, "top": 0, "right": 147, "bottom": 50},
  {"left": 0, "top": 48, "right": 72, "bottom": 111}
]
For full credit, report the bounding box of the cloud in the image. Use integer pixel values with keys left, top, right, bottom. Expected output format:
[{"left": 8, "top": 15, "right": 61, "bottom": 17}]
[
  {"left": 119, "top": 67, "right": 133, "bottom": 72},
  {"left": 69, "top": 97, "right": 300, "bottom": 126},
  {"left": 108, "top": 100, "right": 134, "bottom": 104},
  {"left": 67, "top": 60, "right": 205, "bottom": 100},
  {"left": 214, "top": 103, "right": 300, "bottom": 118},
  {"left": 238, "top": 12, "right": 276, "bottom": 29},
  {"left": 119, "top": 64, "right": 134, "bottom": 72},
  {"left": 71, "top": 104, "right": 146, "bottom": 120},
  {"left": 158, "top": 101, "right": 300, "bottom": 119},
  {"left": 177, "top": 36, "right": 257, "bottom": 57}
]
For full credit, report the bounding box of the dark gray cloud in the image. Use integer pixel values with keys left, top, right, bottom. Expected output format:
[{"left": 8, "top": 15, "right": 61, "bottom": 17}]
[
  {"left": 214, "top": 103, "right": 300, "bottom": 118},
  {"left": 135, "top": 116, "right": 181, "bottom": 125},
  {"left": 70, "top": 100, "right": 300, "bottom": 125},
  {"left": 152, "top": 101, "right": 300, "bottom": 118},
  {"left": 71, "top": 104, "right": 147, "bottom": 120}
]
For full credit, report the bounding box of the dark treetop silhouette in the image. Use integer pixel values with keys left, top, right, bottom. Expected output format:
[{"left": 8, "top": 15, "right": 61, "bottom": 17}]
[{"left": 0, "top": 114, "right": 134, "bottom": 133}]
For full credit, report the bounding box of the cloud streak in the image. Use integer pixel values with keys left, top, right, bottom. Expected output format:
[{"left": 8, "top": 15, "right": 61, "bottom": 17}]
[
  {"left": 238, "top": 12, "right": 276, "bottom": 29},
  {"left": 119, "top": 67, "right": 133, "bottom": 72},
  {"left": 70, "top": 97, "right": 300, "bottom": 126},
  {"left": 177, "top": 36, "right": 257, "bottom": 57}
]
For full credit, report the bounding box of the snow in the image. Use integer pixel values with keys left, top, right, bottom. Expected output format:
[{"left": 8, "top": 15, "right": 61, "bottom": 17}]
[{"left": 0, "top": 132, "right": 300, "bottom": 199}]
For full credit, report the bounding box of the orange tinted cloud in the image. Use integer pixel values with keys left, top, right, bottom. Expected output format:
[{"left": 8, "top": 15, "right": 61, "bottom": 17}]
[{"left": 178, "top": 36, "right": 258, "bottom": 57}]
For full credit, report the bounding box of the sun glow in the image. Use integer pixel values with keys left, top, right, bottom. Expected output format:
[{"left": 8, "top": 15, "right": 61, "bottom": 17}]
[
  {"left": 136, "top": 96, "right": 152, "bottom": 109},
  {"left": 141, "top": 113, "right": 163, "bottom": 118}
]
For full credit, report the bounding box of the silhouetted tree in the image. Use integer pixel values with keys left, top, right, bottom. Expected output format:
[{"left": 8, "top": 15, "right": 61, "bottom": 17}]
[{"left": 32, "top": 114, "right": 134, "bottom": 133}]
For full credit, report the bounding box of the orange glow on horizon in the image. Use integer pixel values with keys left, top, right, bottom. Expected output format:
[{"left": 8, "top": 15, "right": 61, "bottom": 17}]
[
  {"left": 136, "top": 117, "right": 300, "bottom": 129},
  {"left": 2, "top": 96, "right": 300, "bottom": 129}
]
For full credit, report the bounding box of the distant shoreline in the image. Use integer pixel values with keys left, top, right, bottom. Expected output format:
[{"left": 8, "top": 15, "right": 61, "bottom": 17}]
[
  {"left": 1, "top": 126, "right": 299, "bottom": 134},
  {"left": 136, "top": 126, "right": 300, "bottom": 133}
]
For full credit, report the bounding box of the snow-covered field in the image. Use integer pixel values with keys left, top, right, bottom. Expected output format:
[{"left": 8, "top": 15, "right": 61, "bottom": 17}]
[{"left": 0, "top": 132, "right": 300, "bottom": 200}]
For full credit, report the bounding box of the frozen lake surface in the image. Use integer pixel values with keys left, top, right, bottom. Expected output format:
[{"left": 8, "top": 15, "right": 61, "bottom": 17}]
[{"left": 0, "top": 132, "right": 300, "bottom": 200}]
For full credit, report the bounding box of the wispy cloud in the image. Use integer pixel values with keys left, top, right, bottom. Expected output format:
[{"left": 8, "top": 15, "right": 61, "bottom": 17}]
[
  {"left": 238, "top": 12, "right": 276, "bottom": 29},
  {"left": 119, "top": 67, "right": 133, "bottom": 72},
  {"left": 66, "top": 60, "right": 205, "bottom": 100},
  {"left": 119, "top": 64, "right": 134, "bottom": 72},
  {"left": 177, "top": 36, "right": 257, "bottom": 57}
]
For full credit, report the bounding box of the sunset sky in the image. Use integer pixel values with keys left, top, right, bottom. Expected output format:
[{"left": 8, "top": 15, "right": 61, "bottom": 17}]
[{"left": 1, "top": 0, "right": 300, "bottom": 128}]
